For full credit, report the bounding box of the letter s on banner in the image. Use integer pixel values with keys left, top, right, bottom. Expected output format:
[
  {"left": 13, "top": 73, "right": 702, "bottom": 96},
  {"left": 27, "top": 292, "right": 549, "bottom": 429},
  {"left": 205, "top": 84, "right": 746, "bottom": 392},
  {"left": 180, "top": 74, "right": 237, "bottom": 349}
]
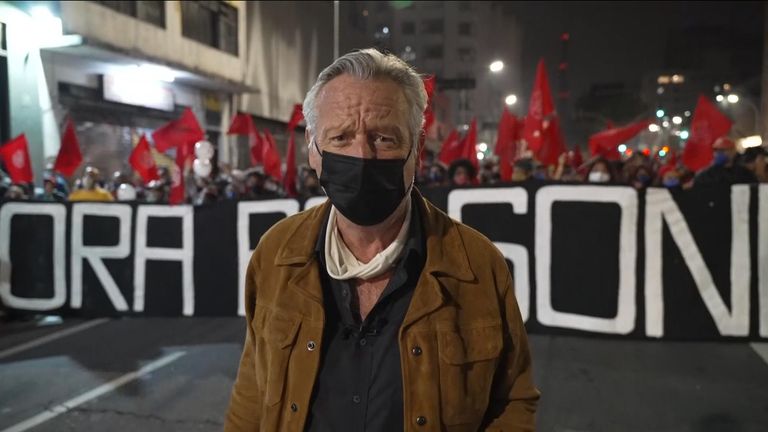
[
  {"left": 237, "top": 200, "right": 300, "bottom": 316},
  {"left": 0, "top": 203, "right": 67, "bottom": 310},
  {"left": 535, "top": 185, "right": 638, "bottom": 335},
  {"left": 447, "top": 188, "right": 530, "bottom": 322}
]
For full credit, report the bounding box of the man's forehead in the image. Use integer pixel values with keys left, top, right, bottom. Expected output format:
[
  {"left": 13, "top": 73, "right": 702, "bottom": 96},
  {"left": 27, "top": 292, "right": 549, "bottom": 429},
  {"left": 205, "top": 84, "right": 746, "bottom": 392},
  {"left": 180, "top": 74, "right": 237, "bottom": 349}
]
[{"left": 317, "top": 75, "right": 406, "bottom": 113}]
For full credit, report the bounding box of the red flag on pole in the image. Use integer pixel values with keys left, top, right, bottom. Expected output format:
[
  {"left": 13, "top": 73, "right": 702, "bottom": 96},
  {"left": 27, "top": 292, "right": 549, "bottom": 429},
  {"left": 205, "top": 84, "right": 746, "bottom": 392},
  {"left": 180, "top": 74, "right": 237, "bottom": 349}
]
[
  {"left": 53, "top": 120, "right": 83, "bottom": 176},
  {"left": 437, "top": 129, "right": 461, "bottom": 167},
  {"left": 129, "top": 134, "right": 159, "bottom": 182},
  {"left": 460, "top": 118, "right": 479, "bottom": 169},
  {"left": 523, "top": 59, "right": 556, "bottom": 155},
  {"left": 152, "top": 108, "right": 204, "bottom": 152},
  {"left": 588, "top": 119, "right": 652, "bottom": 161},
  {"left": 682, "top": 95, "right": 733, "bottom": 172},
  {"left": 168, "top": 142, "right": 194, "bottom": 205},
  {"left": 261, "top": 130, "right": 282, "bottom": 180},
  {"left": 538, "top": 117, "right": 567, "bottom": 166},
  {"left": 227, "top": 112, "right": 257, "bottom": 136},
  {"left": 494, "top": 109, "right": 518, "bottom": 181},
  {"left": 0, "top": 134, "right": 34, "bottom": 184},
  {"left": 250, "top": 133, "right": 263, "bottom": 167},
  {"left": 284, "top": 104, "right": 304, "bottom": 197}
]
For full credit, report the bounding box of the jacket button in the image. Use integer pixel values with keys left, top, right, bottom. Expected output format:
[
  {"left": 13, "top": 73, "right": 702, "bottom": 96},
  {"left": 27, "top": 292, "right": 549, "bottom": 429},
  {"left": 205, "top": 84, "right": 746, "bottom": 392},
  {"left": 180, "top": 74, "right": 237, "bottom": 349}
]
[
  {"left": 416, "top": 416, "right": 427, "bottom": 426},
  {"left": 411, "top": 345, "right": 422, "bottom": 356},
  {"left": 307, "top": 341, "right": 316, "bottom": 351},
  {"left": 290, "top": 403, "right": 298, "bottom": 412}
]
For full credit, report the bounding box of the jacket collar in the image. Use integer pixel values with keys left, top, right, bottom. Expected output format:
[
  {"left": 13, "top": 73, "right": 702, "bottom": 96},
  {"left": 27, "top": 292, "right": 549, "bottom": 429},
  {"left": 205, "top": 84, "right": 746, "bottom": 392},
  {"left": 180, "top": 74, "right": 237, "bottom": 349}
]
[{"left": 274, "top": 190, "right": 476, "bottom": 283}]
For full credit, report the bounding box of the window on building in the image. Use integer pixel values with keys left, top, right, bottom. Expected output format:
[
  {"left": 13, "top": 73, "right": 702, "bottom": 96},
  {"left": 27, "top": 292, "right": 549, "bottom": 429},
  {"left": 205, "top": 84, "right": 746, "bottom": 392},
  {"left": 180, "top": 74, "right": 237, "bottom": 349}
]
[
  {"left": 422, "top": 19, "right": 444, "bottom": 35},
  {"left": 457, "top": 47, "right": 475, "bottom": 61},
  {"left": 424, "top": 44, "right": 443, "bottom": 60},
  {"left": 94, "top": 1, "right": 166, "bottom": 28},
  {"left": 402, "top": 21, "right": 415, "bottom": 35},
  {"left": 458, "top": 22, "right": 472, "bottom": 36},
  {"left": 181, "top": 1, "right": 239, "bottom": 56}
]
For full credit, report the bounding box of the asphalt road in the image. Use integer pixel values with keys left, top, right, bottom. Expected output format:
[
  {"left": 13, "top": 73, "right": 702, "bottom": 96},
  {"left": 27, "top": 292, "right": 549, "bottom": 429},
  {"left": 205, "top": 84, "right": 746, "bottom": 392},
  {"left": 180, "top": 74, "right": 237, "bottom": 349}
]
[{"left": 1, "top": 317, "right": 767, "bottom": 432}]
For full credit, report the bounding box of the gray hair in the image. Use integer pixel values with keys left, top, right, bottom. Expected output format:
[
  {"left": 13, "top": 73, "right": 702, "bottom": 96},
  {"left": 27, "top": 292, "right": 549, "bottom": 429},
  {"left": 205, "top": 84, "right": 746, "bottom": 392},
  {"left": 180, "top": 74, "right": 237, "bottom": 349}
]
[{"left": 303, "top": 48, "right": 427, "bottom": 148}]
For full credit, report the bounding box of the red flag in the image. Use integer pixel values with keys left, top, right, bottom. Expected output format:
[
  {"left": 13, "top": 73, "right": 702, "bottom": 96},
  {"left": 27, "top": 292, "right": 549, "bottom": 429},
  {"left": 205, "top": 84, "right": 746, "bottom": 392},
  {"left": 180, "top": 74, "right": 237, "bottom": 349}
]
[
  {"left": 666, "top": 148, "right": 678, "bottom": 166},
  {"left": 459, "top": 118, "right": 479, "bottom": 169},
  {"left": 129, "top": 134, "right": 159, "bottom": 182},
  {"left": 53, "top": 120, "right": 83, "bottom": 176},
  {"left": 682, "top": 95, "right": 733, "bottom": 172},
  {"left": 0, "top": 134, "right": 34, "bottom": 184},
  {"left": 287, "top": 104, "right": 304, "bottom": 130},
  {"left": 169, "top": 142, "right": 194, "bottom": 205},
  {"left": 538, "top": 117, "right": 567, "bottom": 166},
  {"left": 284, "top": 104, "right": 303, "bottom": 197},
  {"left": 437, "top": 130, "right": 461, "bottom": 166},
  {"left": 261, "top": 130, "right": 282, "bottom": 180},
  {"left": 250, "top": 132, "right": 263, "bottom": 167},
  {"left": 569, "top": 144, "right": 585, "bottom": 168},
  {"left": 494, "top": 109, "right": 518, "bottom": 181},
  {"left": 523, "top": 59, "right": 556, "bottom": 154},
  {"left": 152, "top": 108, "right": 204, "bottom": 152},
  {"left": 588, "top": 119, "right": 652, "bottom": 161},
  {"left": 227, "top": 112, "right": 257, "bottom": 136}
]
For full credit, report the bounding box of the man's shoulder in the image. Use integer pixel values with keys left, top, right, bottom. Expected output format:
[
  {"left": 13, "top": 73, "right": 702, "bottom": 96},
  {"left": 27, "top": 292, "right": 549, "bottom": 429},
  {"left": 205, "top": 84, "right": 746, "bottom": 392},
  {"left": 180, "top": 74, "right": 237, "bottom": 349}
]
[{"left": 251, "top": 201, "right": 327, "bottom": 263}]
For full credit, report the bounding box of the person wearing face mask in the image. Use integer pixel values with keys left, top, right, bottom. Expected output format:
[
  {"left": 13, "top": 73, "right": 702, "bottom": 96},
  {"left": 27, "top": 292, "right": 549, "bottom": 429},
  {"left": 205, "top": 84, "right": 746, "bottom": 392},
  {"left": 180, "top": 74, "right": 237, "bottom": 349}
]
[
  {"left": 630, "top": 166, "right": 653, "bottom": 190},
  {"left": 694, "top": 137, "right": 757, "bottom": 187},
  {"left": 585, "top": 158, "right": 614, "bottom": 184},
  {"left": 658, "top": 165, "right": 682, "bottom": 189},
  {"left": 68, "top": 166, "right": 114, "bottom": 202},
  {"left": 225, "top": 49, "right": 538, "bottom": 432}
]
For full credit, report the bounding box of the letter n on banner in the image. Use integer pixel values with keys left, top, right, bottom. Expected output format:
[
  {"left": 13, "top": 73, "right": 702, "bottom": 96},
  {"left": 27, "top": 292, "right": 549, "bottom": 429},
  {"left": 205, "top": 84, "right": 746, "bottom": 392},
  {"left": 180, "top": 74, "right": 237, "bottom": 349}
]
[
  {"left": 535, "top": 186, "right": 638, "bottom": 335},
  {"left": 447, "top": 188, "right": 530, "bottom": 322},
  {"left": 237, "top": 200, "right": 300, "bottom": 316},
  {"left": 71, "top": 204, "right": 132, "bottom": 311},
  {"left": 0, "top": 203, "right": 67, "bottom": 310},
  {"left": 644, "top": 187, "right": 750, "bottom": 337},
  {"left": 134, "top": 206, "right": 194, "bottom": 316}
]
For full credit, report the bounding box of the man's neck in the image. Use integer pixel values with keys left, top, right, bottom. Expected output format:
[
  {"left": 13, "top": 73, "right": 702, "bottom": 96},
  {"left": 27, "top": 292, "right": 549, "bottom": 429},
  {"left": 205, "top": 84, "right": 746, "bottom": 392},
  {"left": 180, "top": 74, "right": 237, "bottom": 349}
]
[{"left": 335, "top": 197, "right": 410, "bottom": 264}]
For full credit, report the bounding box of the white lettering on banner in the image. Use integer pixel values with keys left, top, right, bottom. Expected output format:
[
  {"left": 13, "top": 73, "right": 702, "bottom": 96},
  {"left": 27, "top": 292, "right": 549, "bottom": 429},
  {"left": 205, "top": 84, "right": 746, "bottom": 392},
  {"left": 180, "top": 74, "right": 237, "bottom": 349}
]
[
  {"left": 133, "top": 206, "right": 194, "bottom": 316},
  {"left": 447, "top": 188, "right": 530, "bottom": 322},
  {"left": 71, "top": 204, "right": 132, "bottom": 311},
  {"left": 759, "top": 185, "right": 768, "bottom": 337},
  {"left": 535, "top": 186, "right": 638, "bottom": 335},
  {"left": 645, "top": 187, "right": 751, "bottom": 337},
  {"left": 237, "top": 200, "right": 300, "bottom": 316},
  {"left": 0, "top": 203, "right": 67, "bottom": 310}
]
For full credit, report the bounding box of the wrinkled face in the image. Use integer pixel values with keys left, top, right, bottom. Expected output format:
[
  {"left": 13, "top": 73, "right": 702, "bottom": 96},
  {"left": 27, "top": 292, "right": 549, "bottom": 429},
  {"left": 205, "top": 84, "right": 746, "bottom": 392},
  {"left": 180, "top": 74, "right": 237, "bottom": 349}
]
[{"left": 306, "top": 74, "right": 416, "bottom": 188}]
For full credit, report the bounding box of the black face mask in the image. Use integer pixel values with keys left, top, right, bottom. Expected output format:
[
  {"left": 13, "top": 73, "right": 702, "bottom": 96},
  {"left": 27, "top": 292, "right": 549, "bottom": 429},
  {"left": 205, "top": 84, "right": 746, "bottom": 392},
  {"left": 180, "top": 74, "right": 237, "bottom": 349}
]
[{"left": 317, "top": 141, "right": 413, "bottom": 226}]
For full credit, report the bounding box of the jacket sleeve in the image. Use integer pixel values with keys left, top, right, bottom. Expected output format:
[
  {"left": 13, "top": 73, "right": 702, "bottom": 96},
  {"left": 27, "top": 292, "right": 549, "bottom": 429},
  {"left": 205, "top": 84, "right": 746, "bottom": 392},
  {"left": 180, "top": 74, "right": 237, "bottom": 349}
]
[
  {"left": 482, "top": 265, "right": 540, "bottom": 431},
  {"left": 224, "top": 255, "right": 263, "bottom": 432}
]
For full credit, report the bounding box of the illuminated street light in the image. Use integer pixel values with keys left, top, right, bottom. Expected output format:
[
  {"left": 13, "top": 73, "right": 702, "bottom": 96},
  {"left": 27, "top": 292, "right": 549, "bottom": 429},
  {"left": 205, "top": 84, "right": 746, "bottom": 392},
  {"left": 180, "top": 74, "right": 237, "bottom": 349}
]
[
  {"left": 672, "top": 116, "right": 682, "bottom": 125},
  {"left": 505, "top": 94, "right": 518, "bottom": 106},
  {"left": 662, "top": 120, "right": 670, "bottom": 128},
  {"left": 477, "top": 152, "right": 485, "bottom": 160},
  {"left": 382, "top": 26, "right": 389, "bottom": 34},
  {"left": 680, "top": 130, "right": 689, "bottom": 140},
  {"left": 489, "top": 60, "right": 504, "bottom": 73},
  {"left": 716, "top": 94, "right": 725, "bottom": 102},
  {"left": 727, "top": 94, "right": 739, "bottom": 103},
  {"left": 684, "top": 111, "right": 691, "bottom": 117},
  {"left": 656, "top": 109, "right": 665, "bottom": 118},
  {"left": 477, "top": 142, "right": 488, "bottom": 152},
  {"left": 648, "top": 124, "right": 661, "bottom": 132},
  {"left": 618, "top": 144, "right": 627, "bottom": 153}
]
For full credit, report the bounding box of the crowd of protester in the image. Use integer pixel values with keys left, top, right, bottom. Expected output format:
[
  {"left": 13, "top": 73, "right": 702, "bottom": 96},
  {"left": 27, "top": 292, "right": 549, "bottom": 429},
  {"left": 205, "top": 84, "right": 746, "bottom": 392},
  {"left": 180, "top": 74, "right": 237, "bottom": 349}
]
[{"left": 1, "top": 138, "right": 766, "bottom": 204}]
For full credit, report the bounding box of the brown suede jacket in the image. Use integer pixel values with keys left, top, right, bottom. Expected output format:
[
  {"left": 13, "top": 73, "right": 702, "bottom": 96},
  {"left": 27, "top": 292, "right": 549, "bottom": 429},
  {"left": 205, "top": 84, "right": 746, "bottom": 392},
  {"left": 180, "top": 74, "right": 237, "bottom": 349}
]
[{"left": 225, "top": 192, "right": 540, "bottom": 431}]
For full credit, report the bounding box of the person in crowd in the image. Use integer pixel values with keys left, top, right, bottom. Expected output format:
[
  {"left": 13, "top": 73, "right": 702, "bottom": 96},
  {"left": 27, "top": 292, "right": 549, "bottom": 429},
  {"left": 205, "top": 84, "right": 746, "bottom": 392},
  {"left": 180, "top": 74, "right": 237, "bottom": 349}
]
[
  {"left": 193, "top": 178, "right": 220, "bottom": 205},
  {"left": 426, "top": 163, "right": 447, "bottom": 186},
  {"left": 4, "top": 184, "right": 28, "bottom": 200},
  {"left": 36, "top": 175, "right": 67, "bottom": 202},
  {"left": 585, "top": 157, "right": 617, "bottom": 184},
  {"left": 629, "top": 165, "right": 653, "bottom": 190},
  {"left": 695, "top": 137, "right": 757, "bottom": 186},
  {"left": 115, "top": 183, "right": 138, "bottom": 201},
  {"left": 742, "top": 146, "right": 767, "bottom": 183},
  {"left": 447, "top": 158, "right": 477, "bottom": 186},
  {"left": 658, "top": 165, "right": 682, "bottom": 190},
  {"left": 298, "top": 167, "right": 324, "bottom": 200},
  {"left": 225, "top": 48, "right": 538, "bottom": 432},
  {"left": 531, "top": 160, "right": 549, "bottom": 182},
  {"left": 68, "top": 166, "right": 114, "bottom": 202},
  {"left": 478, "top": 159, "right": 501, "bottom": 184},
  {"left": 144, "top": 179, "right": 166, "bottom": 203},
  {"left": 511, "top": 157, "right": 534, "bottom": 181}
]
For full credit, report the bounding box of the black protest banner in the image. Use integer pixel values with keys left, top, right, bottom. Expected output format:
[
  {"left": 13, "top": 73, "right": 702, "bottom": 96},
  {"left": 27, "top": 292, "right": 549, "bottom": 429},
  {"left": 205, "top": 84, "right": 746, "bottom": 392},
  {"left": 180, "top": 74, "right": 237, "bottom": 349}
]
[{"left": 1, "top": 184, "right": 766, "bottom": 340}]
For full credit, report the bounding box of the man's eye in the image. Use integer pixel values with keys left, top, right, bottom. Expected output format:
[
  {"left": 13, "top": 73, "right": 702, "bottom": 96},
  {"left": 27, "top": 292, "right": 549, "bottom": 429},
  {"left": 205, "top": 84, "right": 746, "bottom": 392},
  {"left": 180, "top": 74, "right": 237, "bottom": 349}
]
[
  {"left": 374, "top": 135, "right": 396, "bottom": 145},
  {"left": 330, "top": 135, "right": 346, "bottom": 142}
]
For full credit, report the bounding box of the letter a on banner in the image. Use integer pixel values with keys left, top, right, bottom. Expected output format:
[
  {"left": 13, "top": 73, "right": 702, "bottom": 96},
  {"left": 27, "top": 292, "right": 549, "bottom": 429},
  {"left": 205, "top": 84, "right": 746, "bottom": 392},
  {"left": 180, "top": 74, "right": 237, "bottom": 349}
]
[
  {"left": 644, "top": 187, "right": 750, "bottom": 337},
  {"left": 134, "top": 206, "right": 195, "bottom": 316}
]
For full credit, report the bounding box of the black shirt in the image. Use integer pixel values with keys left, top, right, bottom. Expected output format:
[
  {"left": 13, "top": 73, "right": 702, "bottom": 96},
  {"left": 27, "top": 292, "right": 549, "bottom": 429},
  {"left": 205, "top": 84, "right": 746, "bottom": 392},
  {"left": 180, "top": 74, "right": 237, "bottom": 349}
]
[
  {"left": 305, "top": 201, "right": 425, "bottom": 432},
  {"left": 694, "top": 163, "right": 757, "bottom": 186}
]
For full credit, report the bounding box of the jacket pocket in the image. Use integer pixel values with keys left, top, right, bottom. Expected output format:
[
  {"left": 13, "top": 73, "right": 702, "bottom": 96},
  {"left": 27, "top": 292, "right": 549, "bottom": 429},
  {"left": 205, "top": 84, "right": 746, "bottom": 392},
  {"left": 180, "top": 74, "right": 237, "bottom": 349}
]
[
  {"left": 436, "top": 321, "right": 502, "bottom": 426},
  {"left": 252, "top": 306, "right": 301, "bottom": 407}
]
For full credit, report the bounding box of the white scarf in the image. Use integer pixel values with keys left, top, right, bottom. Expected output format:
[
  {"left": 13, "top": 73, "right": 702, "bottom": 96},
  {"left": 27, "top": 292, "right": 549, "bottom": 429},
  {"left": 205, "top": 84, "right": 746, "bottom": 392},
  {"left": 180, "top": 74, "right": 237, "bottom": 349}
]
[{"left": 324, "top": 197, "right": 412, "bottom": 281}]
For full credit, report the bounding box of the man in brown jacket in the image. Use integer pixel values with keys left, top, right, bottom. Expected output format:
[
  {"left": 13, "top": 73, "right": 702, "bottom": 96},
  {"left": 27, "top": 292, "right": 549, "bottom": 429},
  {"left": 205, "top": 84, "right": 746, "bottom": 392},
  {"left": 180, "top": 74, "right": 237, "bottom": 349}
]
[{"left": 225, "top": 48, "right": 539, "bottom": 432}]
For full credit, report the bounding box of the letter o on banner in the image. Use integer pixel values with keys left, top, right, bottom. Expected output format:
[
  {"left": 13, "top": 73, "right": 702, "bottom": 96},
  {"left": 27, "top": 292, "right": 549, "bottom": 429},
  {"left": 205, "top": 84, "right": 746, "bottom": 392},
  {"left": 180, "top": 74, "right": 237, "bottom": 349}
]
[
  {"left": 535, "top": 186, "right": 638, "bottom": 335},
  {"left": 0, "top": 203, "right": 67, "bottom": 310}
]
